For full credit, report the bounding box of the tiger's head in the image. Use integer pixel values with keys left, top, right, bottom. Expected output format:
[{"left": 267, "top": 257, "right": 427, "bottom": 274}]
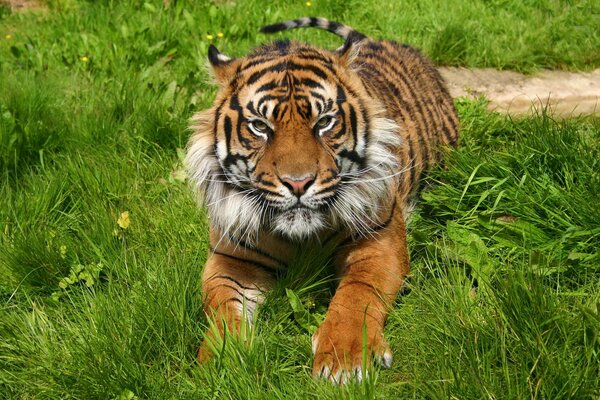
[{"left": 186, "top": 40, "right": 401, "bottom": 242}]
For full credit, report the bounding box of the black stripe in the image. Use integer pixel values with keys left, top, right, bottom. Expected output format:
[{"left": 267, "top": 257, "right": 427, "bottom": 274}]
[
  {"left": 309, "top": 91, "right": 325, "bottom": 101},
  {"left": 366, "top": 41, "right": 384, "bottom": 51},
  {"left": 204, "top": 290, "right": 246, "bottom": 309},
  {"left": 272, "top": 103, "right": 281, "bottom": 119},
  {"left": 223, "top": 116, "right": 233, "bottom": 151},
  {"left": 246, "top": 101, "right": 257, "bottom": 115},
  {"left": 211, "top": 249, "right": 280, "bottom": 275},
  {"left": 329, "top": 120, "right": 345, "bottom": 141},
  {"left": 213, "top": 102, "right": 224, "bottom": 134},
  {"left": 369, "top": 200, "right": 396, "bottom": 232},
  {"left": 278, "top": 104, "right": 289, "bottom": 119},
  {"left": 402, "top": 127, "right": 415, "bottom": 185},
  {"left": 339, "top": 149, "right": 365, "bottom": 168},
  {"left": 247, "top": 62, "right": 329, "bottom": 85},
  {"left": 313, "top": 184, "right": 337, "bottom": 196},
  {"left": 292, "top": 94, "right": 309, "bottom": 101},
  {"left": 295, "top": 78, "right": 325, "bottom": 89},
  {"left": 320, "top": 172, "right": 338, "bottom": 184},
  {"left": 256, "top": 94, "right": 288, "bottom": 112},
  {"left": 227, "top": 94, "right": 252, "bottom": 150},
  {"left": 229, "top": 93, "right": 242, "bottom": 111},
  {"left": 226, "top": 298, "right": 244, "bottom": 306},
  {"left": 260, "top": 22, "right": 288, "bottom": 34},
  {"left": 222, "top": 152, "right": 248, "bottom": 170},
  {"left": 315, "top": 100, "right": 323, "bottom": 115},
  {"left": 259, "top": 189, "right": 285, "bottom": 198},
  {"left": 294, "top": 53, "right": 335, "bottom": 66},
  {"left": 213, "top": 284, "right": 258, "bottom": 305},
  {"left": 330, "top": 96, "right": 347, "bottom": 140},
  {"left": 325, "top": 99, "right": 334, "bottom": 112},
  {"left": 256, "top": 82, "right": 279, "bottom": 93},
  {"left": 208, "top": 273, "right": 254, "bottom": 291},
  {"left": 239, "top": 56, "right": 276, "bottom": 73},
  {"left": 206, "top": 275, "right": 259, "bottom": 304},
  {"left": 339, "top": 280, "right": 379, "bottom": 294},
  {"left": 256, "top": 172, "right": 277, "bottom": 187},
  {"left": 225, "top": 234, "right": 289, "bottom": 268},
  {"left": 348, "top": 104, "right": 358, "bottom": 149},
  {"left": 304, "top": 99, "right": 312, "bottom": 119},
  {"left": 336, "top": 84, "right": 346, "bottom": 103}
]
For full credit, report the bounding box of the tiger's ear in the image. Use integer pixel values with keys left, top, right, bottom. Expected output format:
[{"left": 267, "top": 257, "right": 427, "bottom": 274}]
[
  {"left": 208, "top": 45, "right": 238, "bottom": 85},
  {"left": 335, "top": 34, "right": 364, "bottom": 68}
]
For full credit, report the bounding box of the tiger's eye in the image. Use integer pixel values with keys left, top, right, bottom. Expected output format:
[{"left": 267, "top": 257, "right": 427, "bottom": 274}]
[
  {"left": 251, "top": 120, "right": 269, "bottom": 132},
  {"left": 315, "top": 116, "right": 332, "bottom": 128}
]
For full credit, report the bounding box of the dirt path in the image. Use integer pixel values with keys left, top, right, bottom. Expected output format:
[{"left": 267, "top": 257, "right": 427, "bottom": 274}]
[
  {"left": 441, "top": 67, "right": 600, "bottom": 117},
  {"left": 1, "top": 0, "right": 43, "bottom": 11}
]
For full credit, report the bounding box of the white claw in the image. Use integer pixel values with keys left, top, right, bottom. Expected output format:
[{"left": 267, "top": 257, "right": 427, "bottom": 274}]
[
  {"left": 317, "top": 365, "right": 373, "bottom": 385},
  {"left": 382, "top": 351, "right": 393, "bottom": 368},
  {"left": 340, "top": 371, "right": 351, "bottom": 385},
  {"left": 331, "top": 370, "right": 342, "bottom": 384}
]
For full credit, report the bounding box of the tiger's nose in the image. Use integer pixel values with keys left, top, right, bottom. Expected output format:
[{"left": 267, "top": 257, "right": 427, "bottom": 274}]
[{"left": 280, "top": 175, "right": 315, "bottom": 196}]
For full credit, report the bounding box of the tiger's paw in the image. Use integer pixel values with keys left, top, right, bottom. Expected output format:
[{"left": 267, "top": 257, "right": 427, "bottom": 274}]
[{"left": 311, "top": 316, "right": 393, "bottom": 384}]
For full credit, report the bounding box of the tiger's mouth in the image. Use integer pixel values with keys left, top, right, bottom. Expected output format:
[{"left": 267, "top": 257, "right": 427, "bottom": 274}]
[
  {"left": 281, "top": 206, "right": 312, "bottom": 219},
  {"left": 271, "top": 205, "right": 326, "bottom": 240},
  {"left": 287, "top": 203, "right": 312, "bottom": 211}
]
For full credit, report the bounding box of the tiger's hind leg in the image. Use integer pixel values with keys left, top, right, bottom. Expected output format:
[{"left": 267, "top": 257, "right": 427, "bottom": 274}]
[
  {"left": 312, "top": 200, "right": 409, "bottom": 383},
  {"left": 198, "top": 252, "right": 275, "bottom": 363}
]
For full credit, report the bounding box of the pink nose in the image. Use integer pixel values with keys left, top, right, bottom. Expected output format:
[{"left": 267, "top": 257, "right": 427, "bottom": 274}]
[{"left": 280, "top": 175, "right": 315, "bottom": 196}]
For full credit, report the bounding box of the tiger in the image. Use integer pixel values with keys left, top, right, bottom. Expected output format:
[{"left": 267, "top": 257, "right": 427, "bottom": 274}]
[{"left": 185, "top": 17, "right": 459, "bottom": 383}]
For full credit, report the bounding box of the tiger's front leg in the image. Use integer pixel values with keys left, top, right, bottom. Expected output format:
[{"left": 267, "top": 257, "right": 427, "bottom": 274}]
[
  {"left": 312, "top": 203, "right": 410, "bottom": 383},
  {"left": 197, "top": 239, "right": 278, "bottom": 363}
]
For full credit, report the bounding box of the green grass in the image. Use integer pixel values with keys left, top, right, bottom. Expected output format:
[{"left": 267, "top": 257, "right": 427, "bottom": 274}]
[{"left": 1, "top": 1, "right": 599, "bottom": 399}]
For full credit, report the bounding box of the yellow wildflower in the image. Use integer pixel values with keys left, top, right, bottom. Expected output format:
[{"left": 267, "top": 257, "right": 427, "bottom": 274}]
[
  {"left": 80, "top": 56, "right": 89, "bottom": 63},
  {"left": 117, "top": 211, "right": 130, "bottom": 229},
  {"left": 306, "top": 1, "right": 312, "bottom": 6},
  {"left": 5, "top": 34, "right": 12, "bottom": 40},
  {"left": 60, "top": 245, "right": 67, "bottom": 259},
  {"left": 217, "top": 32, "right": 224, "bottom": 38},
  {"left": 206, "top": 34, "right": 214, "bottom": 40}
]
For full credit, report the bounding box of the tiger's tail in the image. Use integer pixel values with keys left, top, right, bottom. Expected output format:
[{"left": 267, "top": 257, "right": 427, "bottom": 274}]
[{"left": 260, "top": 17, "right": 366, "bottom": 43}]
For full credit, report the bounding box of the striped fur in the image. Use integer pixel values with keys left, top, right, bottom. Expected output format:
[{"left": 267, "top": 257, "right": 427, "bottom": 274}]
[
  {"left": 261, "top": 16, "right": 366, "bottom": 44},
  {"left": 186, "top": 18, "right": 459, "bottom": 383}
]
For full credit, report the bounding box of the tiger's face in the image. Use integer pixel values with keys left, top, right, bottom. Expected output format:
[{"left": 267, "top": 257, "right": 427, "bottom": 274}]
[{"left": 186, "top": 41, "right": 400, "bottom": 241}]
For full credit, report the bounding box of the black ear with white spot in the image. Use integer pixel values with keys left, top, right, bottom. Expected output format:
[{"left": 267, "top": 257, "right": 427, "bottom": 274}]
[
  {"left": 207, "top": 44, "right": 237, "bottom": 85},
  {"left": 208, "top": 44, "right": 232, "bottom": 66}
]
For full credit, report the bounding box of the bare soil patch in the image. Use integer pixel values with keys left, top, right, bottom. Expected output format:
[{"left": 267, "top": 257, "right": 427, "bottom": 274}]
[
  {"left": 441, "top": 67, "right": 600, "bottom": 117},
  {"left": 1, "top": 0, "right": 44, "bottom": 11}
]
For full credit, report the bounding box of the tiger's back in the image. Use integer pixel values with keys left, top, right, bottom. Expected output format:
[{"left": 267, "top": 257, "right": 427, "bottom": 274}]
[{"left": 354, "top": 40, "right": 459, "bottom": 197}]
